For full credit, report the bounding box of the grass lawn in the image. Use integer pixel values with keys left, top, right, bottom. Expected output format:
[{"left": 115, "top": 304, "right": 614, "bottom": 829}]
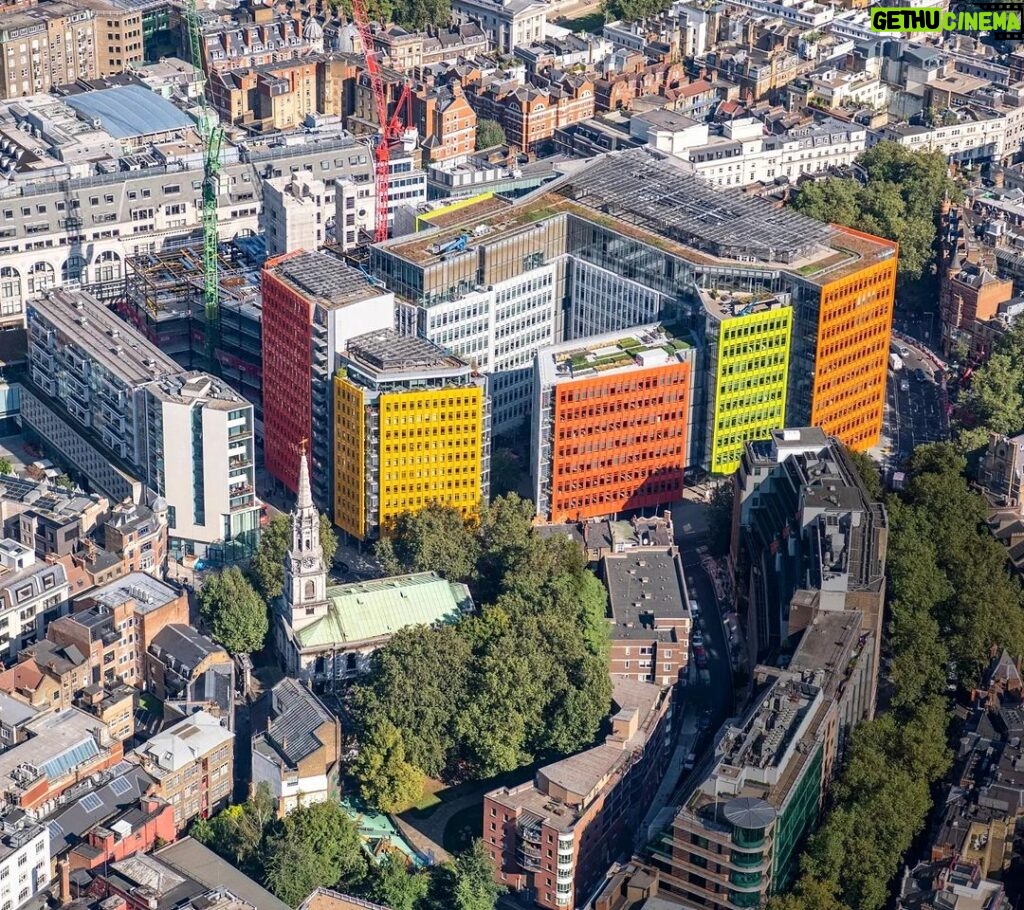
[
  {"left": 442, "top": 804, "right": 483, "bottom": 854},
  {"left": 555, "top": 10, "right": 605, "bottom": 33},
  {"left": 402, "top": 777, "right": 445, "bottom": 816}
]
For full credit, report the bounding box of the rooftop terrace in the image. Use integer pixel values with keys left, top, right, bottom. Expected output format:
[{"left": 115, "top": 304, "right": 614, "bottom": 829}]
[
  {"left": 538, "top": 323, "right": 693, "bottom": 387},
  {"left": 380, "top": 150, "right": 895, "bottom": 283}
]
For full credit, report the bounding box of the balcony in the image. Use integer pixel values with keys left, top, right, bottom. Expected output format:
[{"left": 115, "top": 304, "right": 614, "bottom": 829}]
[{"left": 514, "top": 842, "right": 541, "bottom": 872}]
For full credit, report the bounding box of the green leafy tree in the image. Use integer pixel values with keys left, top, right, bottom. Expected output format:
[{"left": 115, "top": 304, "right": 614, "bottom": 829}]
[
  {"left": 767, "top": 876, "right": 851, "bottom": 910},
  {"left": 961, "top": 351, "right": 1024, "bottom": 435},
  {"left": 844, "top": 449, "right": 883, "bottom": 501},
  {"left": 375, "top": 503, "right": 480, "bottom": 582},
  {"left": 55, "top": 473, "right": 74, "bottom": 490},
  {"left": 0, "top": 457, "right": 12, "bottom": 476},
  {"left": 789, "top": 178, "right": 862, "bottom": 227},
  {"left": 475, "top": 119, "right": 506, "bottom": 150},
  {"left": 365, "top": 855, "right": 431, "bottom": 910},
  {"left": 250, "top": 514, "right": 290, "bottom": 600},
  {"left": 199, "top": 566, "right": 269, "bottom": 655},
  {"left": 602, "top": 0, "right": 672, "bottom": 20},
  {"left": 791, "top": 143, "right": 958, "bottom": 287},
  {"left": 450, "top": 841, "right": 504, "bottom": 910},
  {"left": 263, "top": 801, "right": 366, "bottom": 906},
  {"left": 353, "top": 624, "right": 472, "bottom": 777},
  {"left": 328, "top": 0, "right": 449, "bottom": 30},
  {"left": 250, "top": 513, "right": 338, "bottom": 599},
  {"left": 706, "top": 482, "right": 734, "bottom": 557},
  {"left": 320, "top": 514, "right": 338, "bottom": 567},
  {"left": 353, "top": 720, "right": 423, "bottom": 813},
  {"left": 191, "top": 784, "right": 276, "bottom": 876}
]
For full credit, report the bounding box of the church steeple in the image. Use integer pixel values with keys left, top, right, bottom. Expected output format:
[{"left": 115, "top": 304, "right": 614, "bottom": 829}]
[
  {"left": 296, "top": 443, "right": 313, "bottom": 511},
  {"left": 284, "top": 446, "right": 327, "bottom": 631}
]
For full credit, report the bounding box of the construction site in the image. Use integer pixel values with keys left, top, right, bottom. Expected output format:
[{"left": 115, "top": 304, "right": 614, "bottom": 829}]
[{"left": 118, "top": 237, "right": 265, "bottom": 416}]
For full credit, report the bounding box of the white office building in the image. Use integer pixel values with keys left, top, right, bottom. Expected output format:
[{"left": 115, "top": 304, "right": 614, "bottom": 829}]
[
  {"left": 630, "top": 113, "right": 867, "bottom": 188},
  {"left": 25, "top": 290, "right": 259, "bottom": 558}
]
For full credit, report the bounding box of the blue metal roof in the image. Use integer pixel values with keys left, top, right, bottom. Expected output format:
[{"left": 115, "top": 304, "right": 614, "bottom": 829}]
[{"left": 64, "top": 85, "right": 194, "bottom": 139}]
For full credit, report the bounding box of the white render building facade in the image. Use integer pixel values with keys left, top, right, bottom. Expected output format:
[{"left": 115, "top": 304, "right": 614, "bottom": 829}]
[
  {"left": 25, "top": 290, "right": 259, "bottom": 557},
  {"left": 0, "top": 826, "right": 49, "bottom": 910}
]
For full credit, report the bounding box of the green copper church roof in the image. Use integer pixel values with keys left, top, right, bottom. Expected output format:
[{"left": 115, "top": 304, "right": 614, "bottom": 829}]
[{"left": 295, "top": 572, "right": 472, "bottom": 649}]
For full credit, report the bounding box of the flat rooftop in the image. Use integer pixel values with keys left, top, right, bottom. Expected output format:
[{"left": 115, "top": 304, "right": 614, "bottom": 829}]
[
  {"left": 538, "top": 323, "right": 694, "bottom": 388},
  {"left": 486, "top": 678, "right": 667, "bottom": 831},
  {"left": 145, "top": 371, "right": 249, "bottom": 408},
  {"left": 0, "top": 708, "right": 107, "bottom": 796},
  {"left": 603, "top": 549, "right": 690, "bottom": 641},
  {"left": 382, "top": 149, "right": 895, "bottom": 282},
  {"left": 265, "top": 251, "right": 385, "bottom": 310},
  {"left": 29, "top": 289, "right": 179, "bottom": 387},
  {"left": 345, "top": 329, "right": 467, "bottom": 374},
  {"left": 84, "top": 571, "right": 180, "bottom": 615}
]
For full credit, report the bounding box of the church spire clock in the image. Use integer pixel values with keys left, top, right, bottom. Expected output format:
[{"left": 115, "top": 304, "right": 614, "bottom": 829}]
[{"left": 284, "top": 444, "right": 328, "bottom": 631}]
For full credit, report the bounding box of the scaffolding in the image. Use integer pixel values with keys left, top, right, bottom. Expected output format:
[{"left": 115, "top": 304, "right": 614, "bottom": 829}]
[{"left": 121, "top": 241, "right": 264, "bottom": 412}]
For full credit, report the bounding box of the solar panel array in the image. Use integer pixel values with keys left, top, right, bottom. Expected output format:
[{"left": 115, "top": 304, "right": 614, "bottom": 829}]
[
  {"left": 80, "top": 792, "right": 103, "bottom": 813},
  {"left": 556, "top": 150, "right": 832, "bottom": 264}
]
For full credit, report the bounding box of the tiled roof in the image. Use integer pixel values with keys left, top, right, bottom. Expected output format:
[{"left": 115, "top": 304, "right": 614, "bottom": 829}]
[
  {"left": 254, "top": 678, "right": 335, "bottom": 766},
  {"left": 295, "top": 572, "right": 471, "bottom": 649}
]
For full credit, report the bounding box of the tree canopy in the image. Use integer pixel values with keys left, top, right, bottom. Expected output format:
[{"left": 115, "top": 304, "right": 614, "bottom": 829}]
[
  {"left": 329, "top": 0, "right": 452, "bottom": 32},
  {"left": 198, "top": 566, "right": 269, "bottom": 655},
  {"left": 602, "top": 0, "right": 672, "bottom": 21},
  {"left": 791, "top": 143, "right": 959, "bottom": 288},
  {"left": 355, "top": 494, "right": 611, "bottom": 800},
  {"left": 195, "top": 790, "right": 501, "bottom": 910},
  {"left": 263, "top": 801, "right": 366, "bottom": 907},
  {"left": 954, "top": 322, "right": 1024, "bottom": 449},
  {"left": 475, "top": 119, "right": 505, "bottom": 151}
]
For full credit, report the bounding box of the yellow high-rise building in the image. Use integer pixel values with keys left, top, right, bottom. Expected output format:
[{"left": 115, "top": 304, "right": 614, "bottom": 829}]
[
  {"left": 333, "top": 329, "right": 490, "bottom": 540},
  {"left": 704, "top": 294, "right": 793, "bottom": 475}
]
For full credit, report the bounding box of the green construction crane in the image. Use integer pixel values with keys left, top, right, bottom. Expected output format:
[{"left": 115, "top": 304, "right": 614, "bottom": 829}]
[{"left": 184, "top": 0, "right": 222, "bottom": 364}]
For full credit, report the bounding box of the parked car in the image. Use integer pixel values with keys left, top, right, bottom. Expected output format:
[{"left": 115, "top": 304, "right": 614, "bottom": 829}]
[
  {"left": 683, "top": 751, "right": 696, "bottom": 772},
  {"left": 692, "top": 629, "right": 704, "bottom": 648}
]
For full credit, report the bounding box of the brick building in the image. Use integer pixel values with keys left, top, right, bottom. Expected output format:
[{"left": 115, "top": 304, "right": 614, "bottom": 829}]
[
  {"left": 48, "top": 573, "right": 187, "bottom": 688},
  {"left": 414, "top": 82, "right": 477, "bottom": 163},
  {"left": 250, "top": 678, "right": 341, "bottom": 816},
  {"left": 468, "top": 73, "right": 594, "bottom": 153},
  {"left": 128, "top": 710, "right": 234, "bottom": 830},
  {"left": 939, "top": 260, "right": 1014, "bottom": 356},
  {"left": 0, "top": 708, "right": 122, "bottom": 812},
  {"left": 484, "top": 679, "right": 673, "bottom": 910},
  {"left": 602, "top": 548, "right": 692, "bottom": 686}
]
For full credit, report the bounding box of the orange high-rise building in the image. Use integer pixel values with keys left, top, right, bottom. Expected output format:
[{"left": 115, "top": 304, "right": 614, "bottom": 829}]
[
  {"left": 531, "top": 325, "right": 696, "bottom": 523},
  {"left": 801, "top": 227, "right": 898, "bottom": 451}
]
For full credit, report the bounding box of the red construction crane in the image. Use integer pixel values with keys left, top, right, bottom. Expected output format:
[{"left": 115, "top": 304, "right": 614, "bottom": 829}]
[{"left": 351, "top": 0, "right": 412, "bottom": 243}]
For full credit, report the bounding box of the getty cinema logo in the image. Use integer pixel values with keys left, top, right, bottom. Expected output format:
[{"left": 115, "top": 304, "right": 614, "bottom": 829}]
[{"left": 870, "top": 1, "right": 1024, "bottom": 37}]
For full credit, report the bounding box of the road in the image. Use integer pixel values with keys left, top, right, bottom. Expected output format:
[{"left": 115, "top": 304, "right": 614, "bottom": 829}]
[{"left": 880, "top": 340, "right": 949, "bottom": 470}]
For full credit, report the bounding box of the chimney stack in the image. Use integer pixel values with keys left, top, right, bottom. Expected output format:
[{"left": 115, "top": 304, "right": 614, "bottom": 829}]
[{"left": 58, "top": 859, "right": 71, "bottom": 905}]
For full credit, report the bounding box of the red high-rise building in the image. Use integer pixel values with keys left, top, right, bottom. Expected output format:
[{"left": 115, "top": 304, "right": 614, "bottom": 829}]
[
  {"left": 262, "top": 252, "right": 315, "bottom": 495},
  {"left": 261, "top": 251, "right": 395, "bottom": 504}
]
